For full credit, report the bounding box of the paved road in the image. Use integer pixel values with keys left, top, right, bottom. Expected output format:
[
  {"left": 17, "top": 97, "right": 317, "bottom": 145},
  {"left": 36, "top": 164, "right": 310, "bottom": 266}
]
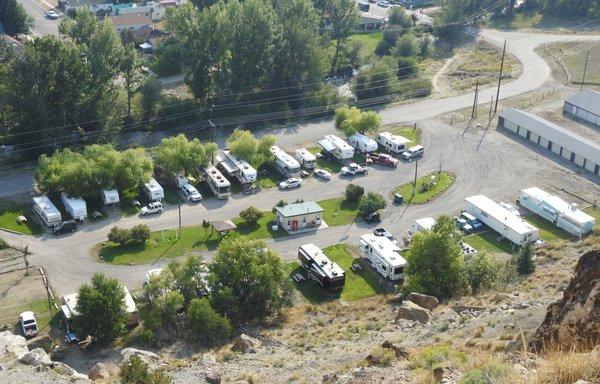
[{"left": 17, "top": 0, "right": 59, "bottom": 36}]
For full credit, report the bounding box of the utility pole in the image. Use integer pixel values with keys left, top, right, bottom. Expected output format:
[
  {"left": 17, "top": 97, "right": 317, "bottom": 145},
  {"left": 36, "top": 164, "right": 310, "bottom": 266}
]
[
  {"left": 178, "top": 202, "right": 182, "bottom": 239},
  {"left": 506, "top": 0, "right": 511, "bottom": 28},
  {"left": 471, "top": 77, "right": 479, "bottom": 119},
  {"left": 412, "top": 159, "right": 419, "bottom": 197},
  {"left": 580, "top": 50, "right": 590, "bottom": 90},
  {"left": 494, "top": 40, "right": 507, "bottom": 114},
  {"left": 209, "top": 119, "right": 216, "bottom": 163},
  {"left": 489, "top": 94, "right": 494, "bottom": 123}
]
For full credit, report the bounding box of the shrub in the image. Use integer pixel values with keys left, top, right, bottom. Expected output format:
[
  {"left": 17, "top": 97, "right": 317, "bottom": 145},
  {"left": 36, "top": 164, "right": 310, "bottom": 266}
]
[
  {"left": 413, "top": 344, "right": 466, "bottom": 369},
  {"left": 465, "top": 251, "right": 503, "bottom": 294},
  {"left": 397, "top": 56, "right": 419, "bottom": 78},
  {"left": 239, "top": 206, "right": 264, "bottom": 225},
  {"left": 186, "top": 298, "right": 232, "bottom": 345},
  {"left": 345, "top": 184, "right": 365, "bottom": 202},
  {"left": 516, "top": 243, "right": 535, "bottom": 275},
  {"left": 366, "top": 346, "right": 396, "bottom": 367},
  {"left": 0, "top": 238, "right": 7, "bottom": 250},
  {"left": 460, "top": 362, "right": 517, "bottom": 384},
  {"left": 130, "top": 224, "right": 150, "bottom": 244},
  {"left": 120, "top": 355, "right": 172, "bottom": 384},
  {"left": 158, "top": 291, "right": 184, "bottom": 324},
  {"left": 358, "top": 192, "right": 386, "bottom": 217},
  {"left": 392, "top": 33, "right": 418, "bottom": 58},
  {"left": 108, "top": 226, "right": 131, "bottom": 246}
]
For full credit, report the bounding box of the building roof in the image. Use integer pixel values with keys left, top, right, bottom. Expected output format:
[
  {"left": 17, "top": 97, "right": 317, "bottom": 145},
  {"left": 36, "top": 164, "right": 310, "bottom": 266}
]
[
  {"left": 466, "top": 195, "right": 538, "bottom": 235},
  {"left": 65, "top": 0, "right": 106, "bottom": 7},
  {"left": 359, "top": 234, "right": 407, "bottom": 268},
  {"left": 61, "top": 286, "right": 137, "bottom": 320},
  {"left": 1, "top": 34, "right": 22, "bottom": 50},
  {"left": 414, "top": 217, "right": 435, "bottom": 230},
  {"left": 145, "top": 178, "right": 163, "bottom": 194},
  {"left": 360, "top": 11, "right": 386, "bottom": 23},
  {"left": 521, "top": 187, "right": 595, "bottom": 226},
  {"left": 33, "top": 195, "right": 60, "bottom": 217},
  {"left": 271, "top": 146, "right": 301, "bottom": 169},
  {"left": 117, "top": 5, "right": 151, "bottom": 14},
  {"left": 110, "top": 13, "right": 152, "bottom": 27},
  {"left": 565, "top": 89, "right": 600, "bottom": 115},
  {"left": 378, "top": 131, "right": 411, "bottom": 144},
  {"left": 294, "top": 148, "right": 316, "bottom": 161},
  {"left": 275, "top": 201, "right": 324, "bottom": 217},
  {"left": 500, "top": 108, "right": 600, "bottom": 165},
  {"left": 211, "top": 220, "right": 237, "bottom": 232},
  {"left": 299, "top": 244, "right": 344, "bottom": 279}
]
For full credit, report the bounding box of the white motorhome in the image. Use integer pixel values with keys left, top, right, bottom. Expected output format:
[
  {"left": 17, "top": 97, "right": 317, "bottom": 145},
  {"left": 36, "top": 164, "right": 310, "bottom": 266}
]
[
  {"left": 358, "top": 234, "right": 407, "bottom": 281},
  {"left": 144, "top": 178, "right": 164, "bottom": 201},
  {"left": 317, "top": 135, "right": 355, "bottom": 161},
  {"left": 465, "top": 195, "right": 539, "bottom": 246},
  {"left": 294, "top": 148, "right": 317, "bottom": 169},
  {"left": 201, "top": 164, "right": 231, "bottom": 199},
  {"left": 61, "top": 193, "right": 87, "bottom": 221},
  {"left": 101, "top": 189, "right": 120, "bottom": 205},
  {"left": 215, "top": 150, "right": 257, "bottom": 184},
  {"left": 33, "top": 195, "right": 62, "bottom": 227},
  {"left": 270, "top": 145, "right": 301, "bottom": 177},
  {"left": 376, "top": 131, "right": 411, "bottom": 154},
  {"left": 347, "top": 132, "right": 378, "bottom": 153}
]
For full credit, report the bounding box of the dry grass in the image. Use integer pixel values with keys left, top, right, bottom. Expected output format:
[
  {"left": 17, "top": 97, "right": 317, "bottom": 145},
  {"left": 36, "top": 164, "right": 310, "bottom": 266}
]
[{"left": 534, "top": 349, "right": 600, "bottom": 384}]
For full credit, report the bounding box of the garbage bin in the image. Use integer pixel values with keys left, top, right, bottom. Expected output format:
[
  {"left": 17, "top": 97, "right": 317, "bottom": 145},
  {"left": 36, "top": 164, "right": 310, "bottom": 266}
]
[{"left": 393, "top": 193, "right": 403, "bottom": 205}]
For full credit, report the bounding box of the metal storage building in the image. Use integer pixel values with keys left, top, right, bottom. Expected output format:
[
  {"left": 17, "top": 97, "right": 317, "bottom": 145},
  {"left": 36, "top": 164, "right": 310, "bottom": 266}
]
[
  {"left": 563, "top": 89, "right": 600, "bottom": 128},
  {"left": 498, "top": 108, "right": 600, "bottom": 175}
]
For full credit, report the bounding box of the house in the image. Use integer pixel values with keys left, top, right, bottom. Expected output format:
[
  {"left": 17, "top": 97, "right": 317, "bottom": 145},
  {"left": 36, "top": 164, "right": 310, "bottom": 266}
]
[
  {"left": 359, "top": 12, "right": 386, "bottom": 31},
  {"left": 61, "top": 0, "right": 111, "bottom": 12},
  {"left": 146, "top": 1, "right": 166, "bottom": 21},
  {"left": 0, "top": 34, "right": 23, "bottom": 53},
  {"left": 110, "top": 12, "right": 153, "bottom": 32},
  {"left": 274, "top": 201, "right": 324, "bottom": 233},
  {"left": 563, "top": 89, "right": 600, "bottom": 128}
]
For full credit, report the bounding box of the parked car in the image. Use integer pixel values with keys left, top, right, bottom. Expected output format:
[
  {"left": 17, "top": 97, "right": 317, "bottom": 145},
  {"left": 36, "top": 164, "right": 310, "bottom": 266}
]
[
  {"left": 53, "top": 220, "right": 77, "bottom": 236},
  {"left": 455, "top": 217, "right": 473, "bottom": 233},
  {"left": 19, "top": 311, "right": 38, "bottom": 338},
  {"left": 181, "top": 184, "right": 202, "bottom": 202},
  {"left": 367, "top": 153, "right": 399, "bottom": 167},
  {"left": 314, "top": 168, "right": 332, "bottom": 180},
  {"left": 45, "top": 10, "right": 59, "bottom": 19},
  {"left": 400, "top": 145, "right": 425, "bottom": 162},
  {"left": 279, "top": 177, "right": 302, "bottom": 190},
  {"left": 460, "top": 212, "right": 483, "bottom": 231},
  {"left": 140, "top": 202, "right": 163, "bottom": 216},
  {"left": 373, "top": 227, "right": 398, "bottom": 245},
  {"left": 377, "top": 0, "right": 389, "bottom": 7},
  {"left": 341, "top": 163, "right": 368, "bottom": 176}
]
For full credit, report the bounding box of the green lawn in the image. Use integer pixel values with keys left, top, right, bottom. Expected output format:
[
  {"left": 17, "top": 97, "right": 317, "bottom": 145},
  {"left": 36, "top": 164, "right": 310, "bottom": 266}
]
[
  {"left": 584, "top": 206, "right": 600, "bottom": 228},
  {"left": 28, "top": 299, "right": 58, "bottom": 333},
  {"left": 231, "top": 211, "right": 286, "bottom": 240},
  {"left": 308, "top": 147, "right": 343, "bottom": 173},
  {"left": 523, "top": 214, "right": 574, "bottom": 241},
  {"left": 464, "top": 231, "right": 517, "bottom": 255},
  {"left": 318, "top": 197, "right": 359, "bottom": 226},
  {"left": 256, "top": 166, "right": 280, "bottom": 189},
  {"left": 393, "top": 172, "right": 454, "bottom": 204},
  {"left": 286, "top": 244, "right": 385, "bottom": 303},
  {"left": 348, "top": 31, "right": 382, "bottom": 57},
  {"left": 386, "top": 126, "right": 421, "bottom": 145},
  {"left": 0, "top": 202, "right": 42, "bottom": 235}
]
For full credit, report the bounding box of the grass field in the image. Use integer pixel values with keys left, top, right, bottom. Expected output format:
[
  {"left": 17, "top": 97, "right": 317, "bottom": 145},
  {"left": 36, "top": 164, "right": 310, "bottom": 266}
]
[
  {"left": 386, "top": 126, "right": 421, "bottom": 145},
  {"left": 584, "top": 206, "right": 600, "bottom": 227},
  {"left": 318, "top": 197, "right": 359, "bottom": 226},
  {"left": 348, "top": 31, "right": 382, "bottom": 57},
  {"left": 523, "top": 214, "right": 574, "bottom": 241},
  {"left": 256, "top": 166, "right": 280, "bottom": 189},
  {"left": 0, "top": 202, "right": 42, "bottom": 235},
  {"left": 393, "top": 172, "right": 454, "bottom": 204},
  {"left": 308, "top": 147, "right": 343, "bottom": 173},
  {"left": 465, "top": 231, "right": 517, "bottom": 255},
  {"left": 542, "top": 42, "right": 600, "bottom": 89},
  {"left": 231, "top": 211, "right": 286, "bottom": 240},
  {"left": 286, "top": 244, "right": 385, "bottom": 303}
]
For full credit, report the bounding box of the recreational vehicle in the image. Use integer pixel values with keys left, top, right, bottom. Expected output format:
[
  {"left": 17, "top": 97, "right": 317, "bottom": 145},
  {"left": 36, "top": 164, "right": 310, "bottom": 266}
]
[
  {"left": 61, "top": 193, "right": 87, "bottom": 221},
  {"left": 101, "top": 189, "right": 120, "bottom": 205},
  {"left": 519, "top": 187, "right": 596, "bottom": 236},
  {"left": 375, "top": 131, "right": 411, "bottom": 154},
  {"left": 298, "top": 243, "right": 345, "bottom": 290},
  {"left": 347, "top": 133, "right": 378, "bottom": 153},
  {"left": 144, "top": 178, "right": 164, "bottom": 201},
  {"left": 358, "top": 234, "right": 407, "bottom": 281},
  {"left": 465, "top": 195, "right": 539, "bottom": 246},
  {"left": 215, "top": 150, "right": 257, "bottom": 184},
  {"left": 412, "top": 217, "right": 436, "bottom": 232},
  {"left": 294, "top": 148, "right": 317, "bottom": 169},
  {"left": 317, "top": 135, "right": 355, "bottom": 161},
  {"left": 270, "top": 145, "right": 301, "bottom": 177},
  {"left": 201, "top": 165, "right": 231, "bottom": 199},
  {"left": 33, "top": 195, "right": 62, "bottom": 226}
]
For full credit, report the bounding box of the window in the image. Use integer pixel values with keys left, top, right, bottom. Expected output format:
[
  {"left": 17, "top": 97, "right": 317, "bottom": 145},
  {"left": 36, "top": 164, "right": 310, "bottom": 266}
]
[{"left": 393, "top": 267, "right": 404, "bottom": 275}]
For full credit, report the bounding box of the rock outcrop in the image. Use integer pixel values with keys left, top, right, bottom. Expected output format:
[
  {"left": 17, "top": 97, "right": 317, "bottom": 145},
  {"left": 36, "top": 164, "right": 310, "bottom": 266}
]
[
  {"left": 231, "top": 334, "right": 261, "bottom": 354},
  {"left": 0, "top": 331, "right": 29, "bottom": 363},
  {"left": 19, "top": 348, "right": 52, "bottom": 367},
  {"left": 88, "top": 362, "right": 110, "bottom": 381},
  {"left": 406, "top": 292, "right": 439, "bottom": 310},
  {"left": 395, "top": 300, "right": 431, "bottom": 324},
  {"left": 529, "top": 249, "right": 600, "bottom": 352},
  {"left": 120, "top": 348, "right": 160, "bottom": 364}
]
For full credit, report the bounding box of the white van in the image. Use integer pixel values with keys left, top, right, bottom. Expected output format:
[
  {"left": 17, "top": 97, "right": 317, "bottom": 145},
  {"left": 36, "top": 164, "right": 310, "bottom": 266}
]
[{"left": 401, "top": 145, "right": 424, "bottom": 161}]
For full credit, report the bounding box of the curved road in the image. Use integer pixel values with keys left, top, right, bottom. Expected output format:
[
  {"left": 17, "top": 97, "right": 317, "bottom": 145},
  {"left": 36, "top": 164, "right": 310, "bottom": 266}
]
[{"left": 2, "top": 29, "right": 600, "bottom": 294}]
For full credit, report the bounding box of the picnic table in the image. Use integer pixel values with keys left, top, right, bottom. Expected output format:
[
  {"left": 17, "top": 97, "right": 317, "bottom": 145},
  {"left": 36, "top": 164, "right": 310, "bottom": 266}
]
[
  {"left": 292, "top": 273, "right": 306, "bottom": 283},
  {"left": 350, "top": 262, "right": 362, "bottom": 272},
  {"left": 92, "top": 211, "right": 103, "bottom": 219}
]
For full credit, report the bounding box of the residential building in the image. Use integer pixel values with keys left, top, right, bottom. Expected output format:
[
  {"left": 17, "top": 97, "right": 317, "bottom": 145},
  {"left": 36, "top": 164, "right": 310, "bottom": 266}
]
[
  {"left": 359, "top": 12, "right": 386, "bottom": 31},
  {"left": 563, "top": 88, "right": 600, "bottom": 128},
  {"left": 110, "top": 12, "right": 153, "bottom": 32},
  {"left": 274, "top": 201, "right": 324, "bottom": 233}
]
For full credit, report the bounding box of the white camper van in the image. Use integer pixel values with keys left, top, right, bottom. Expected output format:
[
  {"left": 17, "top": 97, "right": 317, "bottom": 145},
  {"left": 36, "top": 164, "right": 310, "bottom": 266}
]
[
  {"left": 294, "top": 148, "right": 317, "bottom": 169},
  {"left": 101, "top": 189, "right": 120, "bottom": 205},
  {"left": 270, "top": 145, "right": 301, "bottom": 177},
  {"left": 61, "top": 193, "right": 87, "bottom": 221},
  {"left": 33, "top": 195, "right": 62, "bottom": 227},
  {"left": 144, "top": 178, "right": 164, "bottom": 201},
  {"left": 317, "top": 135, "right": 355, "bottom": 161},
  {"left": 358, "top": 234, "right": 407, "bottom": 281},
  {"left": 375, "top": 132, "right": 411, "bottom": 154},
  {"left": 347, "top": 133, "right": 378, "bottom": 153}
]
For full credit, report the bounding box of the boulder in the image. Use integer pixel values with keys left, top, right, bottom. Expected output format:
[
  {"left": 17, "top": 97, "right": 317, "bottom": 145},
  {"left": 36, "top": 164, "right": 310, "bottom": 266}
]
[
  {"left": 201, "top": 353, "right": 216, "bottom": 366},
  {"left": 395, "top": 300, "right": 431, "bottom": 324},
  {"left": 0, "top": 331, "right": 28, "bottom": 363},
  {"left": 493, "top": 293, "right": 511, "bottom": 303},
  {"left": 204, "top": 368, "right": 221, "bottom": 384},
  {"left": 406, "top": 292, "right": 439, "bottom": 310},
  {"left": 120, "top": 348, "right": 160, "bottom": 364},
  {"left": 231, "top": 334, "right": 261, "bottom": 354},
  {"left": 27, "top": 335, "right": 54, "bottom": 350},
  {"left": 19, "top": 347, "right": 52, "bottom": 366},
  {"left": 52, "top": 361, "right": 90, "bottom": 382},
  {"left": 529, "top": 250, "right": 600, "bottom": 352},
  {"left": 88, "top": 362, "right": 110, "bottom": 381}
]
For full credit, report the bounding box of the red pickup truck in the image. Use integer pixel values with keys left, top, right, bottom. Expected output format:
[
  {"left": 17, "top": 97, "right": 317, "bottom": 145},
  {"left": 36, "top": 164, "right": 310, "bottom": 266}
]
[{"left": 366, "top": 153, "right": 399, "bottom": 167}]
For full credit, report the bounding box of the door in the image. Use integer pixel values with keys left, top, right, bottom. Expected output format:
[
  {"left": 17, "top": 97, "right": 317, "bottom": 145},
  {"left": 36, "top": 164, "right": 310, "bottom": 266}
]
[{"left": 292, "top": 220, "right": 299, "bottom": 231}]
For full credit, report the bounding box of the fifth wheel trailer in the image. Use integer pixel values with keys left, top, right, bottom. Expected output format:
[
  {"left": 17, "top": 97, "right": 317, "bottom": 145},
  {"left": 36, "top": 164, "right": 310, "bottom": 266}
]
[
  {"left": 465, "top": 195, "right": 539, "bottom": 246},
  {"left": 61, "top": 193, "right": 88, "bottom": 221},
  {"left": 33, "top": 195, "right": 62, "bottom": 226}
]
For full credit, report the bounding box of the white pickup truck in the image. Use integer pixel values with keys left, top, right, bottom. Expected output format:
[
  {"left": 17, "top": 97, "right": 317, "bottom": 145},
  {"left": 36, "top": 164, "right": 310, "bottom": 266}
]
[{"left": 341, "top": 163, "right": 368, "bottom": 176}]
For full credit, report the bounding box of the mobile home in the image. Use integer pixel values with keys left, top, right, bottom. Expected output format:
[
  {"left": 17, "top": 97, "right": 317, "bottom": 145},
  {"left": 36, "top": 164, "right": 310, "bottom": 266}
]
[
  {"left": 201, "top": 164, "right": 231, "bottom": 199},
  {"left": 465, "top": 195, "right": 539, "bottom": 246},
  {"left": 375, "top": 131, "right": 411, "bottom": 154},
  {"left": 101, "top": 189, "right": 120, "bottom": 205},
  {"left": 270, "top": 145, "right": 301, "bottom": 177},
  {"left": 144, "top": 178, "right": 164, "bottom": 201},
  {"left": 519, "top": 187, "right": 596, "bottom": 236},
  {"left": 347, "top": 132, "right": 378, "bottom": 153},
  {"left": 215, "top": 150, "right": 257, "bottom": 185},
  {"left": 33, "top": 195, "right": 62, "bottom": 227},
  {"left": 61, "top": 193, "right": 87, "bottom": 221},
  {"left": 359, "top": 234, "right": 407, "bottom": 281},
  {"left": 298, "top": 243, "right": 345, "bottom": 290},
  {"left": 293, "top": 148, "right": 317, "bottom": 169},
  {"left": 317, "top": 135, "right": 355, "bottom": 161}
]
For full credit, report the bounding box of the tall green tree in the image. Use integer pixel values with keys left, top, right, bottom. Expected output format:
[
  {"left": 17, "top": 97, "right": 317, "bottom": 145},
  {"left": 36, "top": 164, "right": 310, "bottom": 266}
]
[
  {"left": 186, "top": 298, "right": 232, "bottom": 345},
  {"left": 0, "top": 0, "right": 32, "bottom": 35},
  {"left": 227, "top": 129, "right": 275, "bottom": 167},
  {"left": 516, "top": 242, "right": 535, "bottom": 275},
  {"left": 354, "top": 57, "right": 398, "bottom": 101},
  {"left": 139, "top": 77, "right": 163, "bottom": 121},
  {"left": 155, "top": 134, "right": 217, "bottom": 176},
  {"left": 334, "top": 106, "right": 381, "bottom": 136},
  {"left": 121, "top": 47, "right": 143, "bottom": 117}
]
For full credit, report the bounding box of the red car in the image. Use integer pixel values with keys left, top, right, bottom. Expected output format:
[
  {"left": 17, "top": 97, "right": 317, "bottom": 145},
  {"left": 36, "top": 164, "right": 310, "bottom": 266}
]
[{"left": 367, "top": 153, "right": 399, "bottom": 167}]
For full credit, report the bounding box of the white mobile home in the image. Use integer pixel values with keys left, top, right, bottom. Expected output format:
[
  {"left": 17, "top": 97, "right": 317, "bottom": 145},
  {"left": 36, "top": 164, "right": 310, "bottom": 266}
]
[
  {"left": 215, "top": 150, "right": 257, "bottom": 184},
  {"left": 101, "top": 189, "right": 120, "bottom": 205},
  {"left": 317, "top": 135, "right": 355, "bottom": 161},
  {"left": 519, "top": 187, "right": 596, "bottom": 236},
  {"left": 358, "top": 234, "right": 407, "bottom": 281},
  {"left": 347, "top": 133, "right": 378, "bottom": 153},
  {"left": 144, "top": 178, "right": 164, "bottom": 201},
  {"left": 465, "top": 195, "right": 539, "bottom": 246},
  {"left": 376, "top": 131, "right": 411, "bottom": 154},
  {"left": 294, "top": 148, "right": 317, "bottom": 169},
  {"left": 412, "top": 217, "right": 436, "bottom": 232},
  {"left": 201, "top": 164, "right": 231, "bottom": 199},
  {"left": 33, "top": 195, "right": 62, "bottom": 227},
  {"left": 298, "top": 243, "right": 345, "bottom": 290},
  {"left": 270, "top": 145, "right": 301, "bottom": 177},
  {"left": 61, "top": 193, "right": 87, "bottom": 221}
]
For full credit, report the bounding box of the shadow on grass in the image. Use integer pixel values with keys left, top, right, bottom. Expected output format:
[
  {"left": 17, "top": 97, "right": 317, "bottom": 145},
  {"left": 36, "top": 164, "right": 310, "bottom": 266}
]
[{"left": 286, "top": 263, "right": 341, "bottom": 305}]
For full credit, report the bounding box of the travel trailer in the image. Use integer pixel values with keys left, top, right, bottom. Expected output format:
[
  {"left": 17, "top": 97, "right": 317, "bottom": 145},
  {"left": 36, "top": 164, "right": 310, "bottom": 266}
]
[
  {"left": 270, "top": 145, "right": 301, "bottom": 177},
  {"left": 33, "top": 195, "right": 62, "bottom": 226},
  {"left": 317, "top": 135, "right": 355, "bottom": 161},
  {"left": 347, "top": 132, "right": 378, "bottom": 153},
  {"left": 294, "top": 148, "right": 317, "bottom": 169},
  {"left": 144, "top": 178, "right": 164, "bottom": 201},
  {"left": 101, "top": 189, "right": 120, "bottom": 205},
  {"left": 358, "top": 234, "right": 407, "bottom": 281},
  {"left": 375, "top": 131, "right": 411, "bottom": 154},
  {"left": 298, "top": 243, "right": 345, "bottom": 290},
  {"left": 61, "top": 193, "right": 87, "bottom": 221}
]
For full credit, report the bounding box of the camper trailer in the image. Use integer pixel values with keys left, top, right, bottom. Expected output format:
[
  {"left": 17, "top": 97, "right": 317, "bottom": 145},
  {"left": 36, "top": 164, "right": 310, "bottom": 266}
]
[
  {"left": 270, "top": 145, "right": 301, "bottom": 177},
  {"left": 61, "top": 193, "right": 87, "bottom": 221},
  {"left": 358, "top": 234, "right": 407, "bottom": 281},
  {"left": 519, "top": 187, "right": 596, "bottom": 236},
  {"left": 465, "top": 195, "right": 539, "bottom": 246},
  {"left": 215, "top": 150, "right": 257, "bottom": 184},
  {"left": 412, "top": 217, "right": 436, "bottom": 232},
  {"left": 298, "top": 243, "right": 345, "bottom": 290},
  {"left": 101, "top": 189, "right": 120, "bottom": 205},
  {"left": 317, "top": 135, "right": 355, "bottom": 161},
  {"left": 375, "top": 132, "right": 411, "bottom": 154},
  {"left": 347, "top": 133, "right": 378, "bottom": 153},
  {"left": 144, "top": 178, "right": 164, "bottom": 201},
  {"left": 294, "top": 148, "right": 317, "bottom": 169},
  {"left": 33, "top": 195, "right": 62, "bottom": 227},
  {"left": 201, "top": 164, "right": 231, "bottom": 199}
]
